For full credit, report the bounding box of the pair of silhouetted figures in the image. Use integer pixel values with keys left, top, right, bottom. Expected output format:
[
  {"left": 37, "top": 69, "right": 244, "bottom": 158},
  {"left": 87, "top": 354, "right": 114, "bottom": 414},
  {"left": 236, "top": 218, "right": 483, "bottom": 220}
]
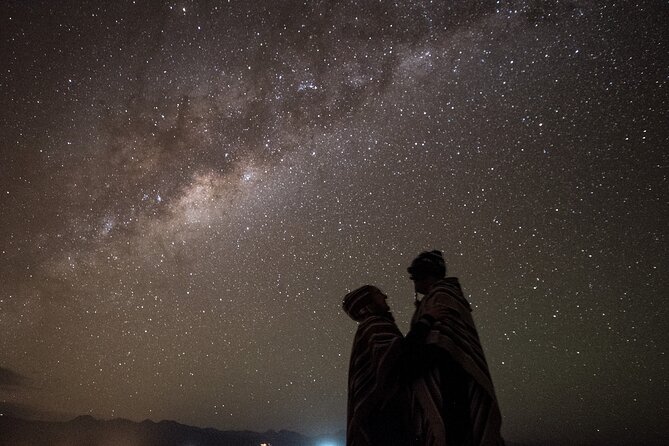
[{"left": 343, "top": 250, "right": 505, "bottom": 446}]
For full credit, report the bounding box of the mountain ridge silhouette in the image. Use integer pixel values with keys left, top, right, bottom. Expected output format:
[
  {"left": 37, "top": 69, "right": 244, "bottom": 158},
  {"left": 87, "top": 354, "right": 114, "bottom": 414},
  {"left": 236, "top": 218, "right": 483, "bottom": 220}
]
[{"left": 0, "top": 414, "right": 341, "bottom": 446}]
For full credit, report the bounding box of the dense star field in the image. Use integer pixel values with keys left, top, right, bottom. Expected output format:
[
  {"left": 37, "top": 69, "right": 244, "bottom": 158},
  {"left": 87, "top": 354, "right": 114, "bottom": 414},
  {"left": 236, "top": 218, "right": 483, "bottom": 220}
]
[{"left": 1, "top": 1, "right": 666, "bottom": 445}]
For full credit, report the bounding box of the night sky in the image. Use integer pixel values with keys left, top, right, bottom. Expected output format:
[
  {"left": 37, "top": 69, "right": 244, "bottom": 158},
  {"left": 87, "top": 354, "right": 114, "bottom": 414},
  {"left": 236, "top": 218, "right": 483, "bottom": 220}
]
[{"left": 1, "top": 1, "right": 667, "bottom": 445}]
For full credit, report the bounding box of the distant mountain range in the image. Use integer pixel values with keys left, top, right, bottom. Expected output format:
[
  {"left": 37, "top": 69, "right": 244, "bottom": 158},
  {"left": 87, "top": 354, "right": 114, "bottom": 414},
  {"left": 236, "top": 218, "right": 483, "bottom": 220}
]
[
  {"left": 5, "top": 415, "right": 651, "bottom": 446},
  {"left": 0, "top": 415, "right": 345, "bottom": 446}
]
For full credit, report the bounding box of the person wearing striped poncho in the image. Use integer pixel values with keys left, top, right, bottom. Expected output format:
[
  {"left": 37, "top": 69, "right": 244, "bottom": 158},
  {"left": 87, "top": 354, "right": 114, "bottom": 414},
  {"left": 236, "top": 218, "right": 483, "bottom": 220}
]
[
  {"left": 343, "top": 285, "right": 411, "bottom": 446},
  {"left": 344, "top": 285, "right": 445, "bottom": 446},
  {"left": 407, "top": 250, "right": 505, "bottom": 446}
]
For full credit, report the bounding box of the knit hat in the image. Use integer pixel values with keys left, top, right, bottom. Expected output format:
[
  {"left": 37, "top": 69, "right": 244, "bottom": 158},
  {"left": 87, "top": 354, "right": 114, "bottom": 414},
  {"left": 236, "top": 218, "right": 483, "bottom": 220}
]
[
  {"left": 407, "top": 250, "right": 446, "bottom": 280},
  {"left": 343, "top": 285, "right": 377, "bottom": 321}
]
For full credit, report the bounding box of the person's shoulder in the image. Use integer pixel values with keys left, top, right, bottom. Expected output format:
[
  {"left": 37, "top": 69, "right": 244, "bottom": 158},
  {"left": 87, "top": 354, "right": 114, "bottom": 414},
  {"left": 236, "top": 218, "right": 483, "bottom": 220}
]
[
  {"left": 443, "top": 277, "right": 461, "bottom": 287},
  {"left": 431, "top": 278, "right": 473, "bottom": 311},
  {"left": 360, "top": 313, "right": 398, "bottom": 328},
  {"left": 359, "top": 315, "right": 402, "bottom": 338},
  {"left": 431, "top": 277, "right": 463, "bottom": 296}
]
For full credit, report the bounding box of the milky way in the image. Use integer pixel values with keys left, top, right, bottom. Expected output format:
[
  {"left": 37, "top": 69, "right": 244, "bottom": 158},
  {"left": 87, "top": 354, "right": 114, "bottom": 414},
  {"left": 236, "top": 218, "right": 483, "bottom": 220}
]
[{"left": 1, "top": 1, "right": 667, "bottom": 444}]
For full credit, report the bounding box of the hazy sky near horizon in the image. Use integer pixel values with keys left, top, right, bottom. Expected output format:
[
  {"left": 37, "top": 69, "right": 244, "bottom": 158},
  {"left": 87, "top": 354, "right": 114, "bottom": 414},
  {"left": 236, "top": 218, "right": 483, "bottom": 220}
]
[{"left": 1, "top": 1, "right": 667, "bottom": 444}]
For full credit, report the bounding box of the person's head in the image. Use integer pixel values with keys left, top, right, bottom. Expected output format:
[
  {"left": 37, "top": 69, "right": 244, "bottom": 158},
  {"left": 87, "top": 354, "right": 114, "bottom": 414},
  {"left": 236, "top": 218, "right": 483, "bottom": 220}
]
[
  {"left": 407, "top": 250, "right": 446, "bottom": 295},
  {"left": 342, "top": 285, "right": 390, "bottom": 321}
]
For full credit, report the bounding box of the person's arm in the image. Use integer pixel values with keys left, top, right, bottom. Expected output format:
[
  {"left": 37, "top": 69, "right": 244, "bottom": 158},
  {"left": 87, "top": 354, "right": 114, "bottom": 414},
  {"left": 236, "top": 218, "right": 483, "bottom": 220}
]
[
  {"left": 405, "top": 301, "right": 450, "bottom": 344},
  {"left": 405, "top": 313, "right": 435, "bottom": 344},
  {"left": 400, "top": 314, "right": 443, "bottom": 381}
]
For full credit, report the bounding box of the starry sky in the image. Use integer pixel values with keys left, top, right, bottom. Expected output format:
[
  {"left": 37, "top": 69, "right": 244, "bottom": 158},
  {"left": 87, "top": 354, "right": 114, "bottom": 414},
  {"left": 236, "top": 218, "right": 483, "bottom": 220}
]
[{"left": 0, "top": 1, "right": 667, "bottom": 444}]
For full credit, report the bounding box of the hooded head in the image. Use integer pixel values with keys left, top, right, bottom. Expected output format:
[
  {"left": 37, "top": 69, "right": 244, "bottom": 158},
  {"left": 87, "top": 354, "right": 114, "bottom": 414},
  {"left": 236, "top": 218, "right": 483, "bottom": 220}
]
[
  {"left": 343, "top": 285, "right": 390, "bottom": 322},
  {"left": 407, "top": 250, "right": 447, "bottom": 296}
]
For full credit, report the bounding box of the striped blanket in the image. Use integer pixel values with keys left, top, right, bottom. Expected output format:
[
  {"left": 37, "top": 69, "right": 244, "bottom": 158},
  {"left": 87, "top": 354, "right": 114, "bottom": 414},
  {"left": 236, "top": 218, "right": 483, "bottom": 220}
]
[
  {"left": 410, "top": 278, "right": 504, "bottom": 446},
  {"left": 345, "top": 311, "right": 410, "bottom": 446}
]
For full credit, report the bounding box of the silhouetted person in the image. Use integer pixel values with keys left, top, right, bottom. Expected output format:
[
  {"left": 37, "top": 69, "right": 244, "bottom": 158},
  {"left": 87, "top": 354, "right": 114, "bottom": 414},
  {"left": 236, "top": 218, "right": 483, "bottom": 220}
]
[
  {"left": 406, "top": 250, "right": 505, "bottom": 446},
  {"left": 343, "top": 285, "right": 446, "bottom": 446},
  {"left": 343, "top": 285, "right": 410, "bottom": 446}
]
